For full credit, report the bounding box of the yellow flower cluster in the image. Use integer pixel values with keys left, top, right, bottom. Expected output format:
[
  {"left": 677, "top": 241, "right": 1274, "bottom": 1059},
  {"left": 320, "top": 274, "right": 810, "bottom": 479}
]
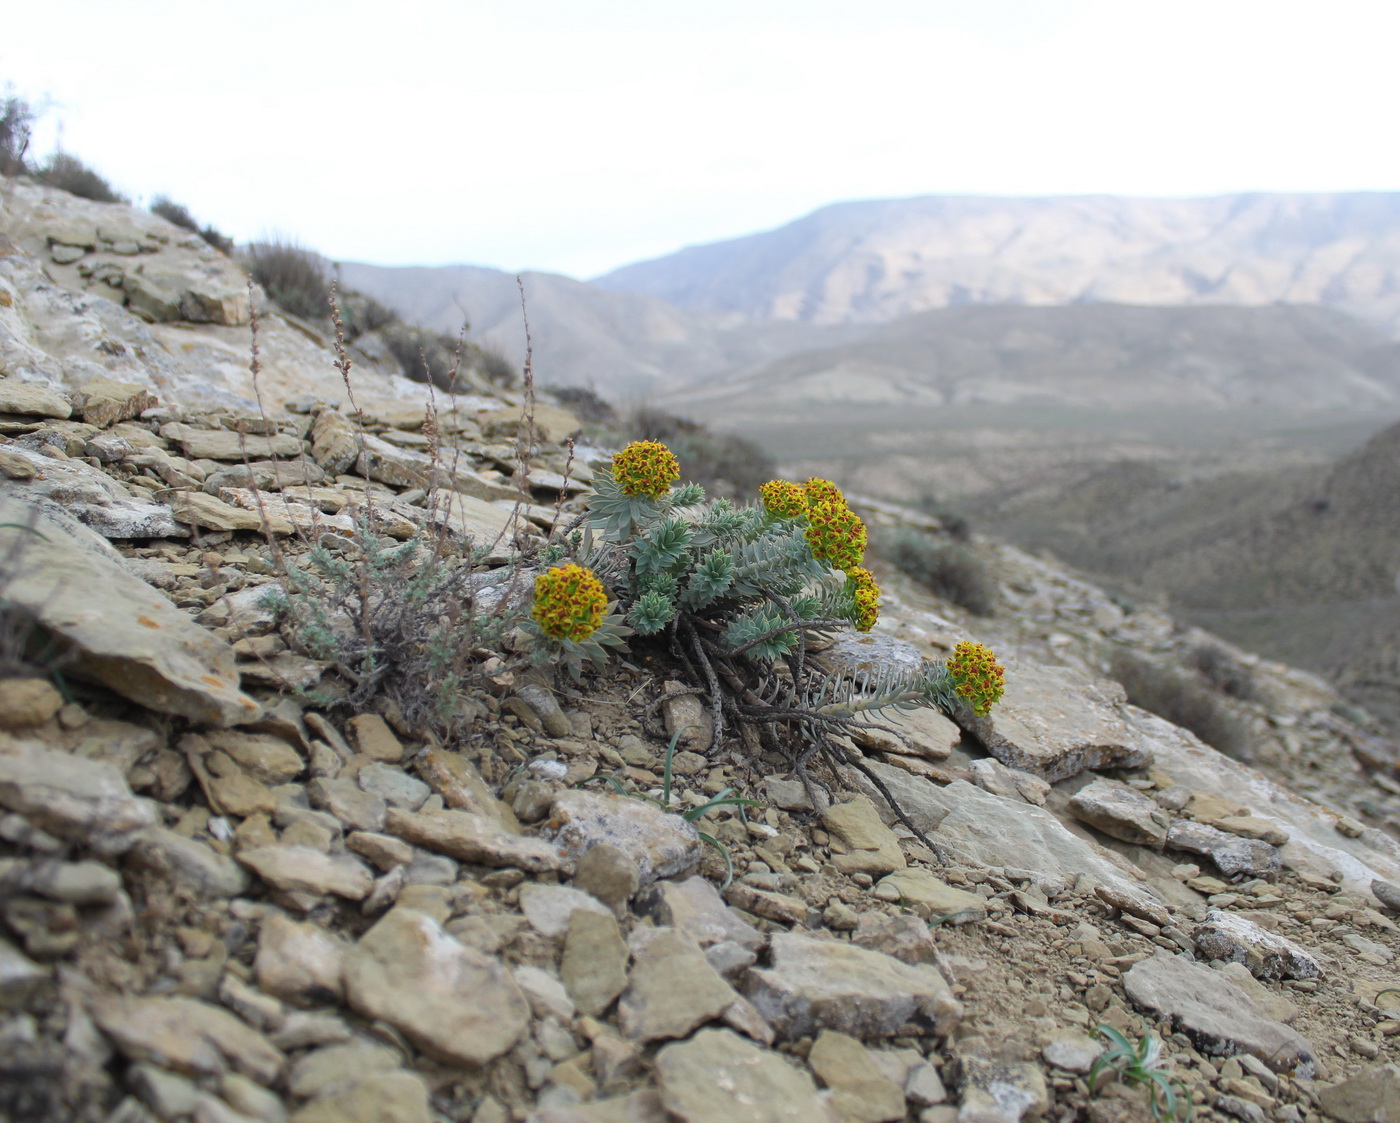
[
  {"left": 611, "top": 440, "right": 680, "bottom": 499},
  {"left": 759, "top": 479, "right": 808, "bottom": 520},
  {"left": 804, "top": 495, "right": 867, "bottom": 572},
  {"left": 532, "top": 564, "right": 608, "bottom": 642},
  {"left": 803, "top": 477, "right": 846, "bottom": 508},
  {"left": 759, "top": 476, "right": 869, "bottom": 573},
  {"left": 845, "top": 567, "right": 880, "bottom": 632},
  {"left": 947, "top": 641, "right": 1006, "bottom": 716}
]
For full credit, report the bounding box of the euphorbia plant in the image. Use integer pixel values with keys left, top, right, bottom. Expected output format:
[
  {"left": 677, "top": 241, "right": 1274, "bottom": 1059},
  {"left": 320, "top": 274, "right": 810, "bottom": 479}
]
[{"left": 528, "top": 441, "right": 1006, "bottom": 854}]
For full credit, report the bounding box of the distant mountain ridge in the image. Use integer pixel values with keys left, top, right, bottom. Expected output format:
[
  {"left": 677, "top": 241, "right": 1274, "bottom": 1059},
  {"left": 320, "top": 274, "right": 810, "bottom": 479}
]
[{"left": 595, "top": 192, "right": 1400, "bottom": 333}]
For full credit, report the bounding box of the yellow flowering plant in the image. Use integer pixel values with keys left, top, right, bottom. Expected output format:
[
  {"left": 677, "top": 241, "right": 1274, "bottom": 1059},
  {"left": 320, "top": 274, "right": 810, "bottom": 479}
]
[
  {"left": 524, "top": 562, "right": 631, "bottom": 680},
  {"left": 538, "top": 441, "right": 1006, "bottom": 859}
]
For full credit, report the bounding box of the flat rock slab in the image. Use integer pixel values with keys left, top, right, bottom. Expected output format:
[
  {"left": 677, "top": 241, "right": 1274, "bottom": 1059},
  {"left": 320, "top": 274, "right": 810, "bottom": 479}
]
[
  {"left": 160, "top": 422, "right": 303, "bottom": 461},
  {"left": 0, "top": 379, "right": 72, "bottom": 418},
  {"left": 743, "top": 932, "right": 962, "bottom": 1041},
  {"left": 0, "top": 500, "right": 257, "bottom": 725},
  {"left": 873, "top": 869, "right": 986, "bottom": 924},
  {"left": 236, "top": 846, "right": 373, "bottom": 901},
  {"left": 1315, "top": 1063, "right": 1400, "bottom": 1123},
  {"left": 287, "top": 1072, "right": 433, "bottom": 1123},
  {"left": 342, "top": 907, "right": 529, "bottom": 1067},
  {"left": 654, "top": 1028, "right": 835, "bottom": 1123},
  {"left": 0, "top": 936, "right": 47, "bottom": 1010},
  {"left": 642, "top": 875, "right": 765, "bottom": 951},
  {"left": 618, "top": 928, "right": 738, "bottom": 1043},
  {"left": 962, "top": 662, "right": 1149, "bottom": 782},
  {"left": 1122, "top": 954, "right": 1316, "bottom": 1075},
  {"left": 0, "top": 741, "right": 155, "bottom": 853},
  {"left": 822, "top": 795, "right": 907, "bottom": 876},
  {"left": 955, "top": 1056, "right": 1050, "bottom": 1123},
  {"left": 385, "top": 807, "right": 560, "bottom": 872},
  {"left": 1192, "top": 910, "right": 1321, "bottom": 980},
  {"left": 1124, "top": 709, "right": 1400, "bottom": 898},
  {"left": 1068, "top": 778, "right": 1169, "bottom": 847},
  {"left": 2, "top": 449, "right": 183, "bottom": 538},
  {"left": 1166, "top": 819, "right": 1281, "bottom": 878},
  {"left": 125, "top": 827, "right": 248, "bottom": 897},
  {"left": 550, "top": 790, "right": 703, "bottom": 885},
  {"left": 90, "top": 994, "right": 284, "bottom": 1085},
  {"left": 853, "top": 766, "right": 1164, "bottom": 917}
]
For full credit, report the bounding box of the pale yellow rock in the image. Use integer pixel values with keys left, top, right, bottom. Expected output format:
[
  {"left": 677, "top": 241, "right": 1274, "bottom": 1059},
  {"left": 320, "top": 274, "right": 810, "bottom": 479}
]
[{"left": 822, "top": 795, "right": 906, "bottom": 876}]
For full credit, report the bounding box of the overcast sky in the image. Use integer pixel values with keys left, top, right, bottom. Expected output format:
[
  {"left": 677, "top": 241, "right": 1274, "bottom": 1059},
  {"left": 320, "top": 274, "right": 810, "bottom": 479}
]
[{"left": 5, "top": 1, "right": 1399, "bottom": 279}]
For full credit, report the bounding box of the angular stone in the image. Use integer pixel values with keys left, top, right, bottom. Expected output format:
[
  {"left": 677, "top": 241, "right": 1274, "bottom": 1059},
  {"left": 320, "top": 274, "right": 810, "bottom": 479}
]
[
  {"left": 122, "top": 261, "right": 250, "bottom": 326},
  {"left": 550, "top": 790, "right": 703, "bottom": 885},
  {"left": 345, "top": 714, "right": 404, "bottom": 763},
  {"left": 872, "top": 868, "right": 985, "bottom": 924},
  {"left": 519, "top": 883, "right": 614, "bottom": 938},
  {"left": 572, "top": 842, "right": 642, "bottom": 909},
  {"left": 1041, "top": 1029, "right": 1103, "bottom": 1074},
  {"left": 1192, "top": 911, "right": 1321, "bottom": 980},
  {"left": 255, "top": 914, "right": 348, "bottom": 1005},
  {"left": 967, "top": 758, "right": 1050, "bottom": 805},
  {"left": 1166, "top": 820, "right": 1280, "bottom": 878},
  {"left": 808, "top": 1030, "right": 906, "bottom": 1122},
  {"left": 286, "top": 1041, "right": 401, "bottom": 1099},
  {"left": 0, "top": 936, "right": 46, "bottom": 1009},
  {"left": 1315, "top": 1064, "right": 1400, "bottom": 1123},
  {"left": 71, "top": 376, "right": 159, "bottom": 428},
  {"left": 310, "top": 410, "right": 360, "bottom": 475},
  {"left": 342, "top": 907, "right": 529, "bottom": 1067},
  {"left": 851, "top": 767, "right": 1163, "bottom": 916},
  {"left": 1122, "top": 954, "right": 1316, "bottom": 1074},
  {"left": 961, "top": 662, "right": 1148, "bottom": 782},
  {"left": 170, "top": 491, "right": 267, "bottom": 533},
  {"left": 0, "top": 506, "right": 257, "bottom": 725},
  {"left": 308, "top": 777, "right": 387, "bottom": 833},
  {"left": 91, "top": 995, "right": 284, "bottom": 1085},
  {"left": 743, "top": 933, "right": 962, "bottom": 1041},
  {"left": 1212, "top": 815, "right": 1290, "bottom": 846},
  {"left": 3, "top": 451, "right": 184, "bottom": 538},
  {"left": 9, "top": 858, "right": 122, "bottom": 905},
  {"left": 561, "top": 909, "right": 630, "bottom": 1017},
  {"left": 822, "top": 795, "right": 907, "bottom": 876},
  {"left": 642, "top": 875, "right": 765, "bottom": 951},
  {"left": 1372, "top": 880, "right": 1400, "bottom": 912},
  {"left": 618, "top": 928, "right": 738, "bottom": 1043},
  {"left": 203, "top": 730, "right": 304, "bottom": 784},
  {"left": 851, "top": 913, "right": 939, "bottom": 965},
  {"left": 0, "top": 742, "right": 155, "bottom": 852},
  {"left": 236, "top": 846, "right": 373, "bottom": 901},
  {"left": 358, "top": 761, "right": 430, "bottom": 810},
  {"left": 534, "top": 1091, "right": 667, "bottom": 1123},
  {"left": 288, "top": 1071, "right": 433, "bottom": 1123},
  {"left": 126, "top": 827, "right": 248, "bottom": 897},
  {"left": 416, "top": 749, "right": 521, "bottom": 831},
  {"left": 1068, "top": 779, "right": 1169, "bottom": 847},
  {"left": 655, "top": 1028, "right": 833, "bottom": 1123},
  {"left": 0, "top": 678, "right": 63, "bottom": 730},
  {"left": 0, "top": 380, "right": 71, "bottom": 419},
  {"left": 955, "top": 1056, "right": 1050, "bottom": 1123},
  {"left": 384, "top": 807, "right": 560, "bottom": 871},
  {"left": 160, "top": 422, "right": 303, "bottom": 461},
  {"left": 479, "top": 402, "right": 580, "bottom": 444}
]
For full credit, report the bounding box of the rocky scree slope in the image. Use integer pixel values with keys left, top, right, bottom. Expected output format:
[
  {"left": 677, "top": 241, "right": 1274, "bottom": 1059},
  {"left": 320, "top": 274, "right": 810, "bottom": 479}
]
[{"left": 1, "top": 186, "right": 1400, "bottom": 1123}]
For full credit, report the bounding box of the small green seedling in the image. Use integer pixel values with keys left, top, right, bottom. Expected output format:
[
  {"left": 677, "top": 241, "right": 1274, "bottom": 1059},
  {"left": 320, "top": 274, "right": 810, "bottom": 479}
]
[
  {"left": 1088, "top": 1023, "right": 1193, "bottom": 1122},
  {"left": 585, "top": 725, "right": 760, "bottom": 889}
]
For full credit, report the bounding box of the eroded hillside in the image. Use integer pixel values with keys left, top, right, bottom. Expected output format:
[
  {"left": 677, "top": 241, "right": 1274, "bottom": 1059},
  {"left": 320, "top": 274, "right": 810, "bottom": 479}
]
[{"left": 2, "top": 181, "right": 1400, "bottom": 1123}]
